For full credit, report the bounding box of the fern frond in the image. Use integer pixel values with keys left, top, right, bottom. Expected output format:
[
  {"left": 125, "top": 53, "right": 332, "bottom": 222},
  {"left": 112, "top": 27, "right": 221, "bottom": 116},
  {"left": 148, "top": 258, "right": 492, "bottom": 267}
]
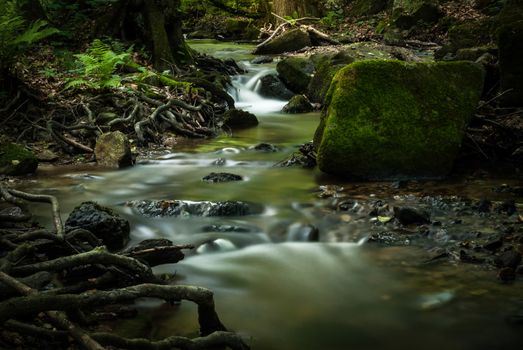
[{"left": 13, "top": 20, "right": 59, "bottom": 45}]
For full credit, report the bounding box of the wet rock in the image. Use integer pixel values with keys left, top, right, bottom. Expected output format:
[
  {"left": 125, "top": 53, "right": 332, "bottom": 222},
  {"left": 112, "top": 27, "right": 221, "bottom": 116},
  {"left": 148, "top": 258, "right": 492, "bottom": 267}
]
[
  {"left": 201, "top": 224, "right": 254, "bottom": 233},
  {"left": 251, "top": 56, "right": 273, "bottom": 64},
  {"left": 494, "top": 250, "right": 522, "bottom": 268},
  {"left": 36, "top": 149, "right": 59, "bottom": 162},
  {"left": 125, "top": 200, "right": 256, "bottom": 217},
  {"left": 212, "top": 158, "right": 226, "bottom": 166},
  {"left": 251, "top": 143, "right": 278, "bottom": 152},
  {"left": 276, "top": 57, "right": 315, "bottom": 94},
  {"left": 282, "top": 95, "right": 314, "bottom": 114},
  {"left": 368, "top": 231, "right": 411, "bottom": 246},
  {"left": 196, "top": 239, "right": 236, "bottom": 254},
  {"left": 258, "top": 74, "right": 294, "bottom": 100},
  {"left": 286, "top": 223, "right": 319, "bottom": 242},
  {"left": 253, "top": 28, "right": 311, "bottom": 55},
  {"left": 65, "top": 201, "right": 130, "bottom": 251},
  {"left": 202, "top": 172, "right": 243, "bottom": 183},
  {"left": 276, "top": 142, "right": 316, "bottom": 168},
  {"left": 223, "top": 109, "right": 259, "bottom": 129},
  {"left": 0, "top": 142, "right": 38, "bottom": 175},
  {"left": 94, "top": 131, "right": 133, "bottom": 168},
  {"left": 393, "top": 206, "right": 430, "bottom": 225}
]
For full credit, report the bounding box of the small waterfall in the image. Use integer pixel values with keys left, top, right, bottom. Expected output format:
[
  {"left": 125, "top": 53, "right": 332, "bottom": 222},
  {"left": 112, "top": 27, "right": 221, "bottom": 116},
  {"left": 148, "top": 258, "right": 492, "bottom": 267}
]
[{"left": 229, "top": 63, "right": 288, "bottom": 115}]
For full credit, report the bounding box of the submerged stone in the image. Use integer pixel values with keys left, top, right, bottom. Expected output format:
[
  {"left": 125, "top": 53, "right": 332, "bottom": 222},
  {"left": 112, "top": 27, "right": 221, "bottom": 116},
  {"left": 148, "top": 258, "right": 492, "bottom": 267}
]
[
  {"left": 125, "top": 200, "right": 257, "bottom": 217},
  {"left": 314, "top": 60, "right": 484, "bottom": 179},
  {"left": 202, "top": 172, "right": 243, "bottom": 183},
  {"left": 223, "top": 109, "right": 259, "bottom": 129},
  {"left": 0, "top": 142, "right": 38, "bottom": 176}
]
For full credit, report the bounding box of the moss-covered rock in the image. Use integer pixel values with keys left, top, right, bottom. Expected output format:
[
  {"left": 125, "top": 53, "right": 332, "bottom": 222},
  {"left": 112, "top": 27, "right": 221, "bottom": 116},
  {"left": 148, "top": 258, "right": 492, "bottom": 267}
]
[
  {"left": 498, "top": 21, "right": 523, "bottom": 106},
  {"left": 308, "top": 50, "right": 355, "bottom": 103},
  {"left": 392, "top": 0, "right": 443, "bottom": 29},
  {"left": 282, "top": 95, "right": 313, "bottom": 114},
  {"left": 314, "top": 60, "right": 484, "bottom": 179},
  {"left": 436, "top": 18, "right": 496, "bottom": 59},
  {"left": 276, "top": 57, "right": 315, "bottom": 94},
  {"left": 253, "top": 28, "right": 311, "bottom": 55},
  {"left": 0, "top": 143, "right": 38, "bottom": 175},
  {"left": 94, "top": 131, "right": 133, "bottom": 168},
  {"left": 223, "top": 109, "right": 259, "bottom": 129},
  {"left": 224, "top": 18, "right": 259, "bottom": 40}
]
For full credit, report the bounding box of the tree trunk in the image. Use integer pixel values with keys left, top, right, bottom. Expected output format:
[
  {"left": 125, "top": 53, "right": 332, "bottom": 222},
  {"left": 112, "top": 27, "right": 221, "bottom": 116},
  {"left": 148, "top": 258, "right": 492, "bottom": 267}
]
[
  {"left": 272, "top": 0, "right": 320, "bottom": 19},
  {"left": 144, "top": 0, "right": 175, "bottom": 70}
]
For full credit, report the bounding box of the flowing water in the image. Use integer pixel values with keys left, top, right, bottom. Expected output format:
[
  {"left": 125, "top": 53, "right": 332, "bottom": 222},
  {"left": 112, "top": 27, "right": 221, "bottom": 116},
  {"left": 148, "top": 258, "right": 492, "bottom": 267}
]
[{"left": 24, "top": 40, "right": 522, "bottom": 349}]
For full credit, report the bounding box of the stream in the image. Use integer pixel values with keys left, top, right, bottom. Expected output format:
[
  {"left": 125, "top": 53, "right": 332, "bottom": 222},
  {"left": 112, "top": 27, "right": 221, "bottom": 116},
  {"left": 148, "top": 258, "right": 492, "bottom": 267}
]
[{"left": 23, "top": 40, "right": 522, "bottom": 349}]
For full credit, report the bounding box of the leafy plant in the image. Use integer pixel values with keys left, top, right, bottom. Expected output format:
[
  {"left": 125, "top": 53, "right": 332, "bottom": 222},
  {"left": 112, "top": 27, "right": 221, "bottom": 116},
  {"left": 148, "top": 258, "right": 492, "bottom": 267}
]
[
  {"left": 65, "top": 39, "right": 132, "bottom": 90},
  {"left": 0, "top": 1, "right": 58, "bottom": 72}
]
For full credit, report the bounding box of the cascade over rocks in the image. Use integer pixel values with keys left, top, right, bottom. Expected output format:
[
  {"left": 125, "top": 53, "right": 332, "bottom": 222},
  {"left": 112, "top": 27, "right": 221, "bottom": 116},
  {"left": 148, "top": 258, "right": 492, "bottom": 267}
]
[{"left": 314, "top": 60, "right": 485, "bottom": 179}]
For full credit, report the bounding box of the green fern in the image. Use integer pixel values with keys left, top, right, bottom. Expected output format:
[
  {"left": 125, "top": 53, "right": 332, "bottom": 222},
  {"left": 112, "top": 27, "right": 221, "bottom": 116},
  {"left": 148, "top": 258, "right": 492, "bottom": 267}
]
[
  {"left": 66, "top": 39, "right": 131, "bottom": 90},
  {"left": 0, "top": 1, "right": 58, "bottom": 72}
]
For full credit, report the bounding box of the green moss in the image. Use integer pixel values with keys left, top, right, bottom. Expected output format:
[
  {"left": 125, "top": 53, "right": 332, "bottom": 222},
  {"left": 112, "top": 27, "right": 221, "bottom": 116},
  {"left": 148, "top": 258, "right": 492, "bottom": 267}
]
[
  {"left": 0, "top": 143, "right": 38, "bottom": 175},
  {"left": 314, "top": 60, "right": 485, "bottom": 179},
  {"left": 308, "top": 51, "right": 355, "bottom": 103},
  {"left": 276, "top": 56, "right": 314, "bottom": 94}
]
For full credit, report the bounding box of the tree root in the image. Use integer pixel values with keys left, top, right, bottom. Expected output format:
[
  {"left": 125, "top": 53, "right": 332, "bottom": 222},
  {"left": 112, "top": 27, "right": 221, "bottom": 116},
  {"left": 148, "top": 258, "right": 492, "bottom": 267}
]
[{"left": 0, "top": 187, "right": 249, "bottom": 349}]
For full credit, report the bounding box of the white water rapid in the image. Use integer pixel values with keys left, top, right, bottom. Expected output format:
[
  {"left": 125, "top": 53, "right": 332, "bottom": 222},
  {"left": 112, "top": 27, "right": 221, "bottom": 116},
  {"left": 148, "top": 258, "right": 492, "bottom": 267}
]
[{"left": 228, "top": 62, "right": 288, "bottom": 115}]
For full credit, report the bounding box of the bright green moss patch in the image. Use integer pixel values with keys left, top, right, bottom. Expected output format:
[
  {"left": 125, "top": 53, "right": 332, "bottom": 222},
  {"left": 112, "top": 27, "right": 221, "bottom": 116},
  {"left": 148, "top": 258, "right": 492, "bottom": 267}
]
[{"left": 314, "top": 60, "right": 485, "bottom": 179}]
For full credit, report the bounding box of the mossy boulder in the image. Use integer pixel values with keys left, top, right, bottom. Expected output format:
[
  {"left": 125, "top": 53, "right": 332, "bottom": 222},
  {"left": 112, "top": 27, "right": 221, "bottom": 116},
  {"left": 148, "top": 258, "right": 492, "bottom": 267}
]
[
  {"left": 498, "top": 21, "right": 523, "bottom": 106},
  {"left": 436, "top": 18, "right": 496, "bottom": 59},
  {"left": 253, "top": 28, "right": 311, "bottom": 55},
  {"left": 276, "top": 57, "right": 315, "bottom": 94},
  {"left": 392, "top": 0, "right": 443, "bottom": 29},
  {"left": 282, "top": 95, "right": 313, "bottom": 114},
  {"left": 314, "top": 60, "right": 485, "bottom": 179},
  {"left": 0, "top": 143, "right": 38, "bottom": 175},
  {"left": 308, "top": 51, "right": 356, "bottom": 103},
  {"left": 94, "top": 131, "right": 133, "bottom": 168},
  {"left": 223, "top": 109, "right": 259, "bottom": 129}
]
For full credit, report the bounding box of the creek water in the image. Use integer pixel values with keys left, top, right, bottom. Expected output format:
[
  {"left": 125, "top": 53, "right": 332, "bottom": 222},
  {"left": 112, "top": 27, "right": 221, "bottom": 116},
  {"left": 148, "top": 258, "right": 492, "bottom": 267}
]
[{"left": 25, "top": 40, "right": 522, "bottom": 349}]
